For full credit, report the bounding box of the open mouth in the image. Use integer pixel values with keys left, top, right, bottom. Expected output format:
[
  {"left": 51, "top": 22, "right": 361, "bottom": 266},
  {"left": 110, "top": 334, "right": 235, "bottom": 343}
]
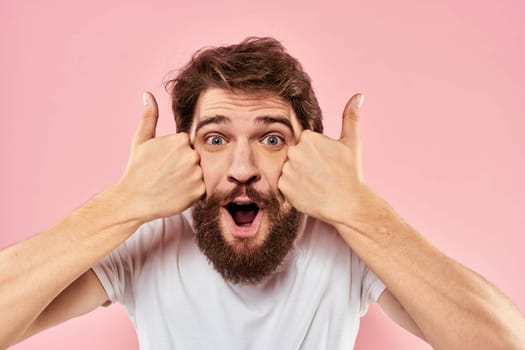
[
  {"left": 226, "top": 202, "right": 260, "bottom": 226},
  {"left": 222, "top": 201, "right": 264, "bottom": 238}
]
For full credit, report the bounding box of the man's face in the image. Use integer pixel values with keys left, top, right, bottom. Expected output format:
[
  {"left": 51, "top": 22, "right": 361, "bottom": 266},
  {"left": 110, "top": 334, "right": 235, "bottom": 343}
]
[{"left": 190, "top": 88, "right": 303, "bottom": 284}]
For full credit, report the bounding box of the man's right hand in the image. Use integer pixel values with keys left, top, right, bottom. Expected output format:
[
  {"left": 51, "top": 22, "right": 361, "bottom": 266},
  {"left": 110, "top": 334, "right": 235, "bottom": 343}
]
[
  {"left": 0, "top": 91, "right": 206, "bottom": 348},
  {"left": 116, "top": 92, "right": 205, "bottom": 222}
]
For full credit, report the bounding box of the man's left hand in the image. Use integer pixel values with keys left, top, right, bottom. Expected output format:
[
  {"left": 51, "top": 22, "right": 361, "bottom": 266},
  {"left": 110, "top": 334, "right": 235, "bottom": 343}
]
[{"left": 278, "top": 93, "right": 374, "bottom": 225}]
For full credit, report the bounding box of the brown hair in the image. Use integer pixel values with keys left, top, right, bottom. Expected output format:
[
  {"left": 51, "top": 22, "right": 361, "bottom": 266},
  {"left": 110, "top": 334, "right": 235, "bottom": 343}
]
[{"left": 165, "top": 37, "right": 323, "bottom": 133}]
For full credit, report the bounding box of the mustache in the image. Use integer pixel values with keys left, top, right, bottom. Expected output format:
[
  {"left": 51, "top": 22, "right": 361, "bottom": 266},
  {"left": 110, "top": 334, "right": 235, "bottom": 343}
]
[
  {"left": 217, "top": 186, "right": 279, "bottom": 208},
  {"left": 194, "top": 185, "right": 289, "bottom": 232},
  {"left": 192, "top": 184, "right": 300, "bottom": 285}
]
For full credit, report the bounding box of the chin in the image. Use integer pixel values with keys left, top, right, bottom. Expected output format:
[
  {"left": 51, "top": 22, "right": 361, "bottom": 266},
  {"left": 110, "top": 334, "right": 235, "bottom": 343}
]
[{"left": 192, "top": 185, "right": 300, "bottom": 285}]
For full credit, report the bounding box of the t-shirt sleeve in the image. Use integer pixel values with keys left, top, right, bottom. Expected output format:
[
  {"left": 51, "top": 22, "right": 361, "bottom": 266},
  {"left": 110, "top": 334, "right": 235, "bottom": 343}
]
[
  {"left": 91, "top": 218, "right": 164, "bottom": 307},
  {"left": 91, "top": 240, "right": 133, "bottom": 306},
  {"left": 359, "top": 262, "right": 386, "bottom": 316}
]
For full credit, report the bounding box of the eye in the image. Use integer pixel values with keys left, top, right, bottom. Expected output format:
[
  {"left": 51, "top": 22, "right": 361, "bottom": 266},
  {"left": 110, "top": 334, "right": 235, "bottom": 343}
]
[
  {"left": 205, "top": 135, "right": 226, "bottom": 146},
  {"left": 261, "top": 134, "right": 283, "bottom": 146}
]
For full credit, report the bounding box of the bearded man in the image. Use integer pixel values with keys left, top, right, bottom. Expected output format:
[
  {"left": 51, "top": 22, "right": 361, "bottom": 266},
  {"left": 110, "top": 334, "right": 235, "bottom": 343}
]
[{"left": 1, "top": 37, "right": 524, "bottom": 350}]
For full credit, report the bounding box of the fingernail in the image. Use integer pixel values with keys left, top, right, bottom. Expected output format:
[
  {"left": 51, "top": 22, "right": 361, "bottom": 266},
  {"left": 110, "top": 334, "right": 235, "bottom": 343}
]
[
  {"left": 142, "top": 92, "right": 149, "bottom": 107},
  {"left": 355, "top": 94, "right": 364, "bottom": 109}
]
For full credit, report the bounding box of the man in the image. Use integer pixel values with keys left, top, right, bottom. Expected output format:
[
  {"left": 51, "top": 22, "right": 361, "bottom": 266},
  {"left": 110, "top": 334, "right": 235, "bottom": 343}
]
[{"left": 0, "top": 37, "right": 524, "bottom": 349}]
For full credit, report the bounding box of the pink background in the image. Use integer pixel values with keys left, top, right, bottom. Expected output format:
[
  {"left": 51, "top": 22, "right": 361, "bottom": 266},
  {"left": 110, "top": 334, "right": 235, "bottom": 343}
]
[{"left": 1, "top": 0, "right": 524, "bottom": 349}]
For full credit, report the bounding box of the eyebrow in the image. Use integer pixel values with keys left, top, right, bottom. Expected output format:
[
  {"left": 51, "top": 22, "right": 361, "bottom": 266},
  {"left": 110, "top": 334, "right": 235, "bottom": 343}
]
[
  {"left": 195, "top": 115, "right": 231, "bottom": 134},
  {"left": 255, "top": 116, "right": 295, "bottom": 136},
  {"left": 194, "top": 114, "right": 295, "bottom": 136}
]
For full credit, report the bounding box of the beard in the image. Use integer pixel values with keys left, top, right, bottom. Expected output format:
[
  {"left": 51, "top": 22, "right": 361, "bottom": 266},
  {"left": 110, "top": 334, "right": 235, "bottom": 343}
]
[{"left": 192, "top": 185, "right": 300, "bottom": 285}]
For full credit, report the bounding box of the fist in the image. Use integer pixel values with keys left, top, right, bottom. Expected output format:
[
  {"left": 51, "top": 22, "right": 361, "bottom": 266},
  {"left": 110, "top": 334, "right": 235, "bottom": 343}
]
[
  {"left": 117, "top": 92, "right": 205, "bottom": 222},
  {"left": 278, "top": 94, "right": 368, "bottom": 225}
]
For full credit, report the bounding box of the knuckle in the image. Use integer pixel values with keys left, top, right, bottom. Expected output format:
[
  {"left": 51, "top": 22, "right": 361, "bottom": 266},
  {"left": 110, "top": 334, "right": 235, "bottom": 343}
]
[
  {"left": 194, "top": 182, "right": 206, "bottom": 197},
  {"left": 191, "top": 150, "right": 200, "bottom": 163},
  {"left": 142, "top": 110, "right": 156, "bottom": 120},
  {"left": 172, "top": 133, "right": 188, "bottom": 148},
  {"left": 177, "top": 132, "right": 190, "bottom": 144},
  {"left": 301, "top": 129, "right": 314, "bottom": 139},
  {"left": 278, "top": 181, "right": 290, "bottom": 196},
  {"left": 287, "top": 146, "right": 296, "bottom": 158},
  {"left": 193, "top": 166, "right": 203, "bottom": 178},
  {"left": 298, "top": 131, "right": 306, "bottom": 143},
  {"left": 344, "top": 109, "right": 358, "bottom": 120},
  {"left": 130, "top": 138, "right": 139, "bottom": 150}
]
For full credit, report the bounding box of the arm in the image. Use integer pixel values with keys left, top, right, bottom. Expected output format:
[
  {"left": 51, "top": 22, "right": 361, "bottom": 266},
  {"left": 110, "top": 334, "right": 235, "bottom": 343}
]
[
  {"left": 17, "top": 269, "right": 108, "bottom": 344},
  {"left": 335, "top": 187, "right": 525, "bottom": 349},
  {"left": 0, "top": 186, "right": 140, "bottom": 349},
  {"left": 336, "top": 188, "right": 525, "bottom": 349},
  {"left": 0, "top": 92, "right": 205, "bottom": 348},
  {"left": 278, "top": 94, "right": 525, "bottom": 349},
  {"left": 377, "top": 289, "right": 426, "bottom": 342}
]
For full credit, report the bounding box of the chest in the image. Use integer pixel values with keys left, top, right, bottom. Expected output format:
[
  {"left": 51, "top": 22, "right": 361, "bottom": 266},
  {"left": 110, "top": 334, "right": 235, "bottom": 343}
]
[{"left": 130, "top": 228, "right": 363, "bottom": 349}]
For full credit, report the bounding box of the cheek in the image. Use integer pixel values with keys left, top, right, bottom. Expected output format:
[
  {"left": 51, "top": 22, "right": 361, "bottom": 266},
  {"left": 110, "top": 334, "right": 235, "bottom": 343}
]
[
  {"left": 198, "top": 153, "right": 224, "bottom": 194},
  {"left": 258, "top": 151, "right": 287, "bottom": 189}
]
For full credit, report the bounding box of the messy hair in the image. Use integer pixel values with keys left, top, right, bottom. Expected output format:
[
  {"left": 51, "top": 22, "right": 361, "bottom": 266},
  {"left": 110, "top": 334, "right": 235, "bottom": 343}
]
[{"left": 165, "top": 37, "right": 323, "bottom": 133}]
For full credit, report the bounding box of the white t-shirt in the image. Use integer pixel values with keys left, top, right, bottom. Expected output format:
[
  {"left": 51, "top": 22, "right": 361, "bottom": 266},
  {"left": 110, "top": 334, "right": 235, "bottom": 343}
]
[{"left": 92, "top": 210, "right": 386, "bottom": 350}]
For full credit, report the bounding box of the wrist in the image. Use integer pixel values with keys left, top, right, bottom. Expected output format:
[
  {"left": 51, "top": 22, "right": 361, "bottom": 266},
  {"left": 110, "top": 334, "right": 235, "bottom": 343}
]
[
  {"left": 46, "top": 184, "right": 148, "bottom": 253},
  {"left": 70, "top": 183, "right": 148, "bottom": 236},
  {"left": 327, "top": 184, "right": 384, "bottom": 227},
  {"left": 332, "top": 185, "right": 419, "bottom": 250},
  {"left": 99, "top": 182, "right": 152, "bottom": 225}
]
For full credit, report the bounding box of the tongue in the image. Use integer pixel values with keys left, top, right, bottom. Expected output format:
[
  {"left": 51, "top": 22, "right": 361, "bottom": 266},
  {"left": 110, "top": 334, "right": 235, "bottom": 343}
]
[{"left": 232, "top": 207, "right": 258, "bottom": 225}]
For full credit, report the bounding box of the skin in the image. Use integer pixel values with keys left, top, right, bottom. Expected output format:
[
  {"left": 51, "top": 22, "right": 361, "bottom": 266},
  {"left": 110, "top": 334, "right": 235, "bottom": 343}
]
[
  {"left": 0, "top": 92, "right": 205, "bottom": 348},
  {"left": 190, "top": 88, "right": 302, "bottom": 245},
  {"left": 0, "top": 89, "right": 524, "bottom": 349},
  {"left": 278, "top": 94, "right": 525, "bottom": 348}
]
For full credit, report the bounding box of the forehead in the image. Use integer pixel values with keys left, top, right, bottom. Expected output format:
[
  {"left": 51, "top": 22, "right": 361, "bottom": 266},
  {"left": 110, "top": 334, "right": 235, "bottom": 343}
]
[{"left": 190, "top": 88, "right": 302, "bottom": 136}]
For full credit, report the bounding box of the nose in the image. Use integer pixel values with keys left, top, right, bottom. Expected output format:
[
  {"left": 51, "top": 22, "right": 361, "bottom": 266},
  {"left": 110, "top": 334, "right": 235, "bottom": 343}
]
[{"left": 227, "top": 141, "right": 261, "bottom": 186}]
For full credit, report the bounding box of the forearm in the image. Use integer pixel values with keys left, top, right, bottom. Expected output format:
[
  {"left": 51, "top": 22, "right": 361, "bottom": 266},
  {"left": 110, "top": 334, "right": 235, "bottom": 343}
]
[
  {"left": 0, "top": 184, "right": 143, "bottom": 347},
  {"left": 334, "top": 188, "right": 525, "bottom": 349}
]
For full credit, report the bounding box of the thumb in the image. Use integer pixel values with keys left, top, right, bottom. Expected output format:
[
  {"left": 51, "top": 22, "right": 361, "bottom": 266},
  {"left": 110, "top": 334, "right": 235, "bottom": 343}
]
[
  {"left": 339, "top": 93, "right": 364, "bottom": 146},
  {"left": 133, "top": 91, "right": 159, "bottom": 147}
]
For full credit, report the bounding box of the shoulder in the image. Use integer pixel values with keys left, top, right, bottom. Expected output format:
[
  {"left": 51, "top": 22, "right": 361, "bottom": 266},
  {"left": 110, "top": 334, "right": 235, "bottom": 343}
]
[
  {"left": 295, "top": 216, "right": 355, "bottom": 268},
  {"left": 119, "top": 210, "right": 194, "bottom": 259},
  {"left": 297, "top": 215, "right": 344, "bottom": 249},
  {"left": 298, "top": 216, "right": 374, "bottom": 275}
]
